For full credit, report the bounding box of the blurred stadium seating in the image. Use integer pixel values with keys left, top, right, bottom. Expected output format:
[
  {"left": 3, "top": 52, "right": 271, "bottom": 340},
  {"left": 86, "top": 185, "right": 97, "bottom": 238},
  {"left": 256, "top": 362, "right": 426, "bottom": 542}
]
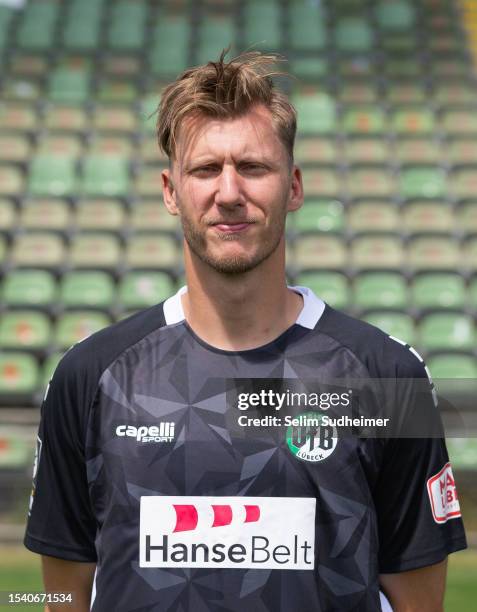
[{"left": 0, "top": 0, "right": 475, "bottom": 437}]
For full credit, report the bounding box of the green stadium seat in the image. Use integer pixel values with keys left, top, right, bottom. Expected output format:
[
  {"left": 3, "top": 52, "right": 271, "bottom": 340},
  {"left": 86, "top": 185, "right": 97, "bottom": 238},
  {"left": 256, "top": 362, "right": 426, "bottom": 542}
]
[
  {"left": 381, "top": 33, "right": 418, "bottom": 54},
  {"left": 337, "top": 57, "right": 375, "bottom": 79},
  {"left": 54, "top": 311, "right": 112, "bottom": 349},
  {"left": 411, "top": 273, "right": 466, "bottom": 309},
  {"left": 93, "top": 105, "right": 137, "bottom": 133},
  {"left": 446, "top": 140, "right": 477, "bottom": 165},
  {"left": 0, "top": 198, "right": 16, "bottom": 230},
  {"left": 48, "top": 63, "right": 91, "bottom": 104},
  {"left": 0, "top": 102, "right": 37, "bottom": 131},
  {"left": 294, "top": 138, "right": 337, "bottom": 164},
  {"left": 125, "top": 234, "right": 178, "bottom": 269},
  {"left": 446, "top": 439, "right": 477, "bottom": 471},
  {"left": 338, "top": 83, "right": 379, "bottom": 105},
  {"left": 293, "top": 235, "right": 347, "bottom": 269},
  {"left": 139, "top": 94, "right": 161, "bottom": 135},
  {"left": 10, "top": 232, "right": 65, "bottom": 268},
  {"left": 294, "top": 271, "right": 349, "bottom": 309},
  {"left": 463, "top": 237, "right": 477, "bottom": 270},
  {"left": 291, "top": 200, "right": 344, "bottom": 233},
  {"left": 408, "top": 236, "right": 459, "bottom": 270},
  {"left": 43, "top": 105, "right": 89, "bottom": 132},
  {"left": 391, "top": 109, "right": 435, "bottom": 134},
  {"left": 96, "top": 80, "right": 138, "bottom": 104},
  {"left": 341, "top": 107, "right": 386, "bottom": 135},
  {"left": 81, "top": 155, "right": 130, "bottom": 197},
  {"left": 102, "top": 55, "right": 141, "bottom": 78},
  {"left": 88, "top": 136, "right": 132, "bottom": 157},
  {"left": 130, "top": 201, "right": 179, "bottom": 231},
  {"left": 2, "top": 270, "right": 57, "bottom": 307},
  {"left": 457, "top": 202, "right": 477, "bottom": 233},
  {"left": 383, "top": 58, "right": 421, "bottom": 78},
  {"left": 149, "top": 18, "right": 189, "bottom": 77},
  {"left": 364, "top": 311, "right": 416, "bottom": 345},
  {"left": 0, "top": 5, "right": 14, "bottom": 54},
  {"left": 334, "top": 18, "right": 373, "bottom": 52},
  {"left": 0, "top": 311, "right": 51, "bottom": 350},
  {"left": 442, "top": 111, "right": 477, "bottom": 135},
  {"left": 293, "top": 93, "right": 337, "bottom": 135},
  {"left": 37, "top": 134, "right": 83, "bottom": 158},
  {"left": 9, "top": 53, "right": 49, "bottom": 78},
  {"left": 108, "top": 0, "right": 147, "bottom": 51},
  {"left": 346, "top": 169, "right": 394, "bottom": 198},
  {"left": 197, "top": 17, "right": 236, "bottom": 65},
  {"left": 351, "top": 235, "right": 404, "bottom": 269},
  {"left": 386, "top": 84, "right": 426, "bottom": 104},
  {"left": 289, "top": 58, "right": 328, "bottom": 80},
  {"left": 28, "top": 155, "right": 76, "bottom": 196},
  {"left": 16, "top": 0, "right": 59, "bottom": 51},
  {"left": 135, "top": 168, "right": 165, "bottom": 197},
  {"left": 0, "top": 352, "right": 38, "bottom": 396},
  {"left": 419, "top": 313, "right": 476, "bottom": 351},
  {"left": 394, "top": 139, "right": 441, "bottom": 164},
  {"left": 431, "top": 59, "right": 468, "bottom": 79},
  {"left": 301, "top": 169, "right": 339, "bottom": 197},
  {"left": 347, "top": 202, "right": 399, "bottom": 232},
  {"left": 434, "top": 83, "right": 476, "bottom": 106},
  {"left": 345, "top": 139, "right": 389, "bottom": 164},
  {"left": 450, "top": 169, "right": 477, "bottom": 200},
  {"left": 398, "top": 167, "right": 447, "bottom": 199},
  {"left": 62, "top": 0, "right": 103, "bottom": 51},
  {"left": 375, "top": 1, "right": 416, "bottom": 29},
  {"left": 289, "top": 1, "right": 327, "bottom": 51},
  {"left": 0, "top": 165, "right": 24, "bottom": 196},
  {"left": 20, "top": 199, "right": 71, "bottom": 230},
  {"left": 76, "top": 199, "right": 125, "bottom": 230},
  {"left": 354, "top": 272, "right": 408, "bottom": 309},
  {"left": 427, "top": 354, "right": 477, "bottom": 378},
  {"left": 60, "top": 271, "right": 115, "bottom": 308},
  {"left": 244, "top": 0, "right": 281, "bottom": 50},
  {"left": 69, "top": 233, "right": 121, "bottom": 269},
  {"left": 403, "top": 202, "right": 454, "bottom": 232},
  {"left": 118, "top": 272, "right": 175, "bottom": 308}
]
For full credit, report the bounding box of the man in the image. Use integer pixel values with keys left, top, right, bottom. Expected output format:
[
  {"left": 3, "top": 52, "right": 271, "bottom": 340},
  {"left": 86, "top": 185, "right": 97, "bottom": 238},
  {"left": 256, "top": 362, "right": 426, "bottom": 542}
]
[{"left": 25, "top": 52, "right": 466, "bottom": 611}]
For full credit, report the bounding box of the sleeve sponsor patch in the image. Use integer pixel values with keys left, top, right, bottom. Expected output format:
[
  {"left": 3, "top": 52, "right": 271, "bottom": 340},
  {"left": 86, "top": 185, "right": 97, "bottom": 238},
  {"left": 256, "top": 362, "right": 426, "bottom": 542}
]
[{"left": 427, "top": 462, "right": 461, "bottom": 524}]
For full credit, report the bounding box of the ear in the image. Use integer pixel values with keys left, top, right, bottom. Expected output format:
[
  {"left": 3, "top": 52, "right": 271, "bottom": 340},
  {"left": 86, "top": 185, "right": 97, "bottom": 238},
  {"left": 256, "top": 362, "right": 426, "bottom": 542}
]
[
  {"left": 287, "top": 165, "right": 304, "bottom": 213},
  {"left": 162, "top": 167, "right": 180, "bottom": 216}
]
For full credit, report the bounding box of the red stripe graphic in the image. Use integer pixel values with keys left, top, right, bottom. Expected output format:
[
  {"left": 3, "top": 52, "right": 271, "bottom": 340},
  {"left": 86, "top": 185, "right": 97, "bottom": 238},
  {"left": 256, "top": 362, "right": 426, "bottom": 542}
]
[
  {"left": 211, "top": 505, "right": 233, "bottom": 527},
  {"left": 171, "top": 503, "right": 261, "bottom": 532},
  {"left": 173, "top": 504, "right": 199, "bottom": 532},
  {"left": 244, "top": 504, "right": 260, "bottom": 523}
]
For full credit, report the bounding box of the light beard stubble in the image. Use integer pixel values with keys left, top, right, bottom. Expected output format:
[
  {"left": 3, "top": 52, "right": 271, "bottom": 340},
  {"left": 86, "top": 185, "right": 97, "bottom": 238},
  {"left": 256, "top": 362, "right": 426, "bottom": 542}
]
[{"left": 179, "top": 212, "right": 287, "bottom": 275}]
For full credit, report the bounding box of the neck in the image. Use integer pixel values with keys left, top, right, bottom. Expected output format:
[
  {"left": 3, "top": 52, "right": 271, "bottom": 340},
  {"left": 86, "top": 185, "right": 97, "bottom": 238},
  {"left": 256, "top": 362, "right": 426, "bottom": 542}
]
[{"left": 181, "top": 240, "right": 303, "bottom": 351}]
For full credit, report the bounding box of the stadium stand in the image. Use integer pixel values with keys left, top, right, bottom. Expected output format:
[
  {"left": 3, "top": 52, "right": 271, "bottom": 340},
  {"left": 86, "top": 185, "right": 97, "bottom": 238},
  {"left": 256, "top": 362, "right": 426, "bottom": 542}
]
[{"left": 0, "top": 0, "right": 474, "bottom": 425}]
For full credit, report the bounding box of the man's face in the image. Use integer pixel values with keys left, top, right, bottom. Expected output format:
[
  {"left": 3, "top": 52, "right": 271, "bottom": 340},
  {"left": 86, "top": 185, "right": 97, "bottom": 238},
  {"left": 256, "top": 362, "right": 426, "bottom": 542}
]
[{"left": 162, "top": 105, "right": 303, "bottom": 274}]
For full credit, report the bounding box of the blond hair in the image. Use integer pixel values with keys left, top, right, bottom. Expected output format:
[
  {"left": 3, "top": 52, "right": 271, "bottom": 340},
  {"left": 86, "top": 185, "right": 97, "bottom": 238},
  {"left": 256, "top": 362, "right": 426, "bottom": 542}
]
[{"left": 156, "top": 50, "right": 296, "bottom": 162}]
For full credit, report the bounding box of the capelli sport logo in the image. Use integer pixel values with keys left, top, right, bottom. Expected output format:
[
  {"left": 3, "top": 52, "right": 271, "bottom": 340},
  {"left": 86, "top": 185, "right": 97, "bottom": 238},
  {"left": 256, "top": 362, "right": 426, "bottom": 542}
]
[
  {"left": 140, "top": 496, "right": 316, "bottom": 570},
  {"left": 115, "top": 423, "right": 175, "bottom": 443}
]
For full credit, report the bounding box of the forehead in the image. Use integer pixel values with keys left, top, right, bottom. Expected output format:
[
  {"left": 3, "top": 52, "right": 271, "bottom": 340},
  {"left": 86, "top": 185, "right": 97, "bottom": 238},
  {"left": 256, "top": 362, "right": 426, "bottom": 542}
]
[{"left": 173, "top": 105, "right": 286, "bottom": 164}]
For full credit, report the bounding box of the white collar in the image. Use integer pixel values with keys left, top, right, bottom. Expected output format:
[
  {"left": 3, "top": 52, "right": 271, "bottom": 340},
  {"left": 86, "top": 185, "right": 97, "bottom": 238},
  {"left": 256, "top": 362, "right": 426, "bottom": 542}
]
[{"left": 163, "top": 284, "right": 325, "bottom": 330}]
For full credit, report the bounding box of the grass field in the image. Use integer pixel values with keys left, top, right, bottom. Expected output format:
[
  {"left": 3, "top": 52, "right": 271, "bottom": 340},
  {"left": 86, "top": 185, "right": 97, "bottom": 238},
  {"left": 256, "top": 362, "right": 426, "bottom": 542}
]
[{"left": 0, "top": 546, "right": 475, "bottom": 610}]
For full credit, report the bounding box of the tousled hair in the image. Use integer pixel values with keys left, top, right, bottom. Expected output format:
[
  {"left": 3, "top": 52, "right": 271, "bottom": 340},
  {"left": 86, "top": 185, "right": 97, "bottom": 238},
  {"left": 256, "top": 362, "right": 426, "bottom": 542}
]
[{"left": 156, "top": 50, "right": 296, "bottom": 163}]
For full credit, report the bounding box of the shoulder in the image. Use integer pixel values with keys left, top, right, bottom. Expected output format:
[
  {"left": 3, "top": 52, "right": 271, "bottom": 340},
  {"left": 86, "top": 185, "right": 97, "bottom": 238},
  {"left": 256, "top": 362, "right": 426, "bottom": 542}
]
[
  {"left": 318, "top": 305, "right": 429, "bottom": 379},
  {"left": 49, "top": 303, "right": 168, "bottom": 395}
]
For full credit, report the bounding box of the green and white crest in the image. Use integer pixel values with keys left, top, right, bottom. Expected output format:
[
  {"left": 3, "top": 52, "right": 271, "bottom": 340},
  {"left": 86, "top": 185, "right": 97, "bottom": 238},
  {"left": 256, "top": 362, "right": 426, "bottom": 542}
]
[{"left": 286, "top": 412, "right": 338, "bottom": 462}]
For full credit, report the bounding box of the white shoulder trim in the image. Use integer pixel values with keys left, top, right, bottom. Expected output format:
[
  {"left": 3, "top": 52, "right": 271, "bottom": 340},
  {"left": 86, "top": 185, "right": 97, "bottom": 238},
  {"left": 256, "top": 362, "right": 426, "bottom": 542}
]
[{"left": 163, "top": 285, "right": 187, "bottom": 325}]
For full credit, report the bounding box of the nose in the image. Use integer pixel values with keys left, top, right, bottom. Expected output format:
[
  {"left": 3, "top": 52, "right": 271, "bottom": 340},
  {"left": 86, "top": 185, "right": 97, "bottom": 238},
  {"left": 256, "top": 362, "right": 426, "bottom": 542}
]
[{"left": 214, "top": 165, "right": 243, "bottom": 208}]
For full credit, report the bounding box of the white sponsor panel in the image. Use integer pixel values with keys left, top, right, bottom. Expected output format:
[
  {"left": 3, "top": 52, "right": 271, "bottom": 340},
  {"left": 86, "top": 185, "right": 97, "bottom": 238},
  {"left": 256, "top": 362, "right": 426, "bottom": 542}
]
[
  {"left": 427, "top": 463, "right": 461, "bottom": 524},
  {"left": 140, "top": 496, "right": 316, "bottom": 570}
]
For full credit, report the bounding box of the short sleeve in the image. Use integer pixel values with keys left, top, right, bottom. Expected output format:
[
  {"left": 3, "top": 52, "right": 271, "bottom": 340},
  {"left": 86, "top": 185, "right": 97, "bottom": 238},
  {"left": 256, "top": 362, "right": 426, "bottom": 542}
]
[
  {"left": 374, "top": 351, "right": 467, "bottom": 573},
  {"left": 24, "top": 353, "right": 98, "bottom": 562}
]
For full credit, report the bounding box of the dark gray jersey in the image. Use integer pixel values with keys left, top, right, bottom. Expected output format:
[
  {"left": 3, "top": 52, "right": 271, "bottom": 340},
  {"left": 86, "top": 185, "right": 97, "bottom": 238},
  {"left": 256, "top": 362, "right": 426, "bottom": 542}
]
[{"left": 25, "top": 286, "right": 466, "bottom": 611}]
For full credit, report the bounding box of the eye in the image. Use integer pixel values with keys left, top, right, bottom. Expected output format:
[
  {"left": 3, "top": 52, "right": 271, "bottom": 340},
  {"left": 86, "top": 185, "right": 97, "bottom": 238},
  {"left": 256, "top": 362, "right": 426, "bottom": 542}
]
[
  {"left": 191, "top": 165, "right": 220, "bottom": 177},
  {"left": 240, "top": 163, "right": 266, "bottom": 175}
]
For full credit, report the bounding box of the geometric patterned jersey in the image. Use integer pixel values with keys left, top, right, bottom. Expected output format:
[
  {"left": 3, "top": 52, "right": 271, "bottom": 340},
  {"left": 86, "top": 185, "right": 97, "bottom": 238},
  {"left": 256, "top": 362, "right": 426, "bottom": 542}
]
[{"left": 25, "top": 286, "right": 466, "bottom": 611}]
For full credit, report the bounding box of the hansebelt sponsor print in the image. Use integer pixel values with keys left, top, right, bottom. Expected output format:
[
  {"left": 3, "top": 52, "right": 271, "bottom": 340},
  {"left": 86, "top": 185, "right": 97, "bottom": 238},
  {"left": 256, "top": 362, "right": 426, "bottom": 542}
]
[{"left": 140, "top": 496, "right": 316, "bottom": 569}]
